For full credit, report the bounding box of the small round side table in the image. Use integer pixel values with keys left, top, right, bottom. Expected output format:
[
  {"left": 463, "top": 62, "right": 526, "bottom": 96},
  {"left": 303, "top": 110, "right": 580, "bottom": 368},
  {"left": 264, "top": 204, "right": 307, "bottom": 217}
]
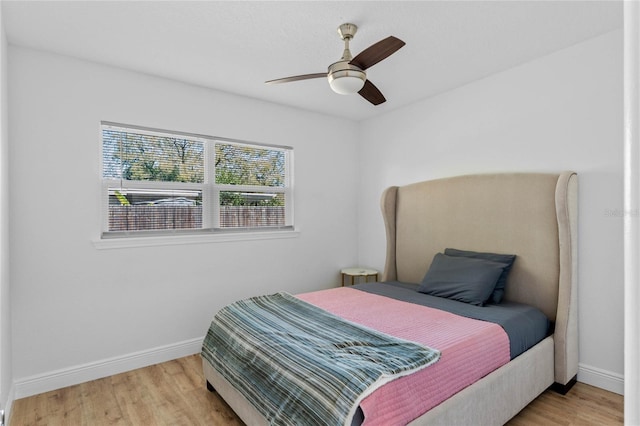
[{"left": 340, "top": 268, "right": 379, "bottom": 286}]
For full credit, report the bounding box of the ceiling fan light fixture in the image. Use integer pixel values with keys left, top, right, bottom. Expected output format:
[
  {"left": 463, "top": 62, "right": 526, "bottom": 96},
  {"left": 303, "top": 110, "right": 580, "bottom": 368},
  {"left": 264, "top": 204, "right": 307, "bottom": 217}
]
[
  {"left": 327, "top": 62, "right": 366, "bottom": 95},
  {"left": 328, "top": 70, "right": 366, "bottom": 95}
]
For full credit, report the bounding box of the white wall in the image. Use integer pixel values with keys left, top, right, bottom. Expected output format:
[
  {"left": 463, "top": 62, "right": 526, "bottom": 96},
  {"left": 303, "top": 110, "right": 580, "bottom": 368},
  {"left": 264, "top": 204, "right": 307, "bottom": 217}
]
[
  {"left": 8, "top": 46, "right": 360, "bottom": 395},
  {"left": 0, "top": 3, "right": 13, "bottom": 419},
  {"left": 357, "top": 30, "right": 624, "bottom": 394}
]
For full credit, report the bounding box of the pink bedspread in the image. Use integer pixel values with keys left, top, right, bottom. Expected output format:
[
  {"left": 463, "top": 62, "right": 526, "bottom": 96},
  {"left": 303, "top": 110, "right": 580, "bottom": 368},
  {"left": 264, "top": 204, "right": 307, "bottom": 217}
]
[{"left": 297, "top": 287, "right": 510, "bottom": 425}]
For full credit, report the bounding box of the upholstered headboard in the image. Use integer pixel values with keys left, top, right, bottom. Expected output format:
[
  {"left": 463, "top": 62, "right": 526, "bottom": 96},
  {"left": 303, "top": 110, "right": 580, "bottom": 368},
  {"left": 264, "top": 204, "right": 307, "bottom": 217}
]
[{"left": 380, "top": 172, "right": 578, "bottom": 386}]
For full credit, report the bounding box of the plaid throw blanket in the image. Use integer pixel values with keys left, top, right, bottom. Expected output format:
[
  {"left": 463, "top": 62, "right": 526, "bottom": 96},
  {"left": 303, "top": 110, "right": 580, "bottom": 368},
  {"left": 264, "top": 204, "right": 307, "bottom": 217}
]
[{"left": 201, "top": 292, "right": 440, "bottom": 426}]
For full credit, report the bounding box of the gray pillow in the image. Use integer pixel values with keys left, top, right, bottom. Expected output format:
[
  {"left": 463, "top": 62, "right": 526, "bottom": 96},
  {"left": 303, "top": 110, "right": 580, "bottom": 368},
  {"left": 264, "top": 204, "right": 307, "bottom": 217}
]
[
  {"left": 444, "top": 248, "right": 516, "bottom": 304},
  {"left": 417, "top": 253, "right": 506, "bottom": 306}
]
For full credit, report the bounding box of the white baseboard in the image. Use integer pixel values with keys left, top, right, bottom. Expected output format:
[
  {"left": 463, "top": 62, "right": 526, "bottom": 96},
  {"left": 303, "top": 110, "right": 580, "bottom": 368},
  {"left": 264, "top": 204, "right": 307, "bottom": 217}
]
[
  {"left": 13, "top": 336, "right": 204, "bottom": 400},
  {"left": 578, "top": 363, "right": 624, "bottom": 395},
  {"left": 2, "top": 383, "right": 14, "bottom": 426}
]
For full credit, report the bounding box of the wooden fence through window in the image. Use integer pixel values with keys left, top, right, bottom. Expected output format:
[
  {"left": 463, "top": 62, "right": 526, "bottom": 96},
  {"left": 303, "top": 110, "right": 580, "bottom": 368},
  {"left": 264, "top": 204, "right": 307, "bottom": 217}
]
[{"left": 109, "top": 206, "right": 285, "bottom": 231}]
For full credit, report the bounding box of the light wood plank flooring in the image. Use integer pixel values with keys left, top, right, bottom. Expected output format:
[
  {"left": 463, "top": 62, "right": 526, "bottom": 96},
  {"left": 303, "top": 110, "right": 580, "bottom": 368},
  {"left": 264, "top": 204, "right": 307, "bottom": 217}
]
[{"left": 10, "top": 354, "right": 623, "bottom": 425}]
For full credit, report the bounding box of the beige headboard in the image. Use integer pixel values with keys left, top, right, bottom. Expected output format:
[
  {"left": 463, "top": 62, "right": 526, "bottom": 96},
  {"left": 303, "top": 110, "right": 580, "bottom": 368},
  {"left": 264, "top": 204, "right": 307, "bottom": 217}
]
[{"left": 380, "top": 172, "right": 578, "bottom": 386}]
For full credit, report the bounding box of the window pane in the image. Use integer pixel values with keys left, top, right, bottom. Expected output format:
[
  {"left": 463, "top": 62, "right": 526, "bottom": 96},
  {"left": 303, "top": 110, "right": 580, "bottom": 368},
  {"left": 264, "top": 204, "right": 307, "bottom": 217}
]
[
  {"left": 215, "top": 143, "right": 285, "bottom": 187},
  {"left": 103, "top": 129, "right": 205, "bottom": 183},
  {"left": 219, "top": 191, "right": 285, "bottom": 228},
  {"left": 108, "top": 187, "right": 202, "bottom": 231}
]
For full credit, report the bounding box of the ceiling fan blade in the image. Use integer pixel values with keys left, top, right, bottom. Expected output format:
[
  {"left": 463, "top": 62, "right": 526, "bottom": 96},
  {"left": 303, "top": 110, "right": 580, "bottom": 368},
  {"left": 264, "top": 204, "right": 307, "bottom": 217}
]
[
  {"left": 350, "top": 36, "right": 405, "bottom": 70},
  {"left": 358, "top": 80, "right": 386, "bottom": 105},
  {"left": 265, "top": 73, "right": 327, "bottom": 84}
]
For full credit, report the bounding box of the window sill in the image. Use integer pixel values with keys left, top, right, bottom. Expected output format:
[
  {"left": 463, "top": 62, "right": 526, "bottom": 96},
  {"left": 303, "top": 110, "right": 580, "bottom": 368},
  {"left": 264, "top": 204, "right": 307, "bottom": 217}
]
[{"left": 92, "top": 229, "right": 300, "bottom": 250}]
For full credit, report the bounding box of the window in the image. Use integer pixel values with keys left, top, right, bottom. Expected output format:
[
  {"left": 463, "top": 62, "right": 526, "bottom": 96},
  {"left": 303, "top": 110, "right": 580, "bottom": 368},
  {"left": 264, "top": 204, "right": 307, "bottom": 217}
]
[{"left": 101, "top": 122, "right": 293, "bottom": 238}]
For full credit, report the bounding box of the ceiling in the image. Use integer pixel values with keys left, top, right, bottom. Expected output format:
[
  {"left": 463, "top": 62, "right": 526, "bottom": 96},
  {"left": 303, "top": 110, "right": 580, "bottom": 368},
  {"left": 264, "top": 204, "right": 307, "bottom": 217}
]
[{"left": 2, "top": 1, "right": 623, "bottom": 121}]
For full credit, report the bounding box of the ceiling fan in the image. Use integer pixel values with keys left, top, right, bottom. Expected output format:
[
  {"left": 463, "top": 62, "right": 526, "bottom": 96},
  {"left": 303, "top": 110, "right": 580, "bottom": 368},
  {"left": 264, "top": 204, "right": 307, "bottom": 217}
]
[{"left": 265, "top": 23, "right": 405, "bottom": 106}]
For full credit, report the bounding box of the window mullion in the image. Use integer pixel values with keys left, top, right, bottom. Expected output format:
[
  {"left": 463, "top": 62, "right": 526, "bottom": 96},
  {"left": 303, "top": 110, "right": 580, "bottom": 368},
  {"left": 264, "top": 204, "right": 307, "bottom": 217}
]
[
  {"left": 203, "top": 140, "right": 216, "bottom": 229},
  {"left": 285, "top": 150, "right": 294, "bottom": 226}
]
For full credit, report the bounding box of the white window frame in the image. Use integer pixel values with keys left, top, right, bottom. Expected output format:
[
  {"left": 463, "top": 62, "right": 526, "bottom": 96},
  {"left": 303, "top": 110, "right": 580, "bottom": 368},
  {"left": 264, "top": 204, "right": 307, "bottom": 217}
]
[{"left": 96, "top": 122, "right": 296, "bottom": 248}]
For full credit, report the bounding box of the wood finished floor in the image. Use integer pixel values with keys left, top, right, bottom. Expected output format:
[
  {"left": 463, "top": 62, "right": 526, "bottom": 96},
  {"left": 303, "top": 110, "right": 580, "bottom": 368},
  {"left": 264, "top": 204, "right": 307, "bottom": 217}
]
[{"left": 10, "top": 354, "right": 624, "bottom": 425}]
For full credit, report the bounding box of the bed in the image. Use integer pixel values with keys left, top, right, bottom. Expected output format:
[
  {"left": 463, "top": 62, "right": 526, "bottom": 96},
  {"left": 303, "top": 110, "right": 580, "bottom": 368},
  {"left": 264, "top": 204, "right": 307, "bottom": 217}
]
[{"left": 202, "top": 171, "right": 578, "bottom": 425}]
